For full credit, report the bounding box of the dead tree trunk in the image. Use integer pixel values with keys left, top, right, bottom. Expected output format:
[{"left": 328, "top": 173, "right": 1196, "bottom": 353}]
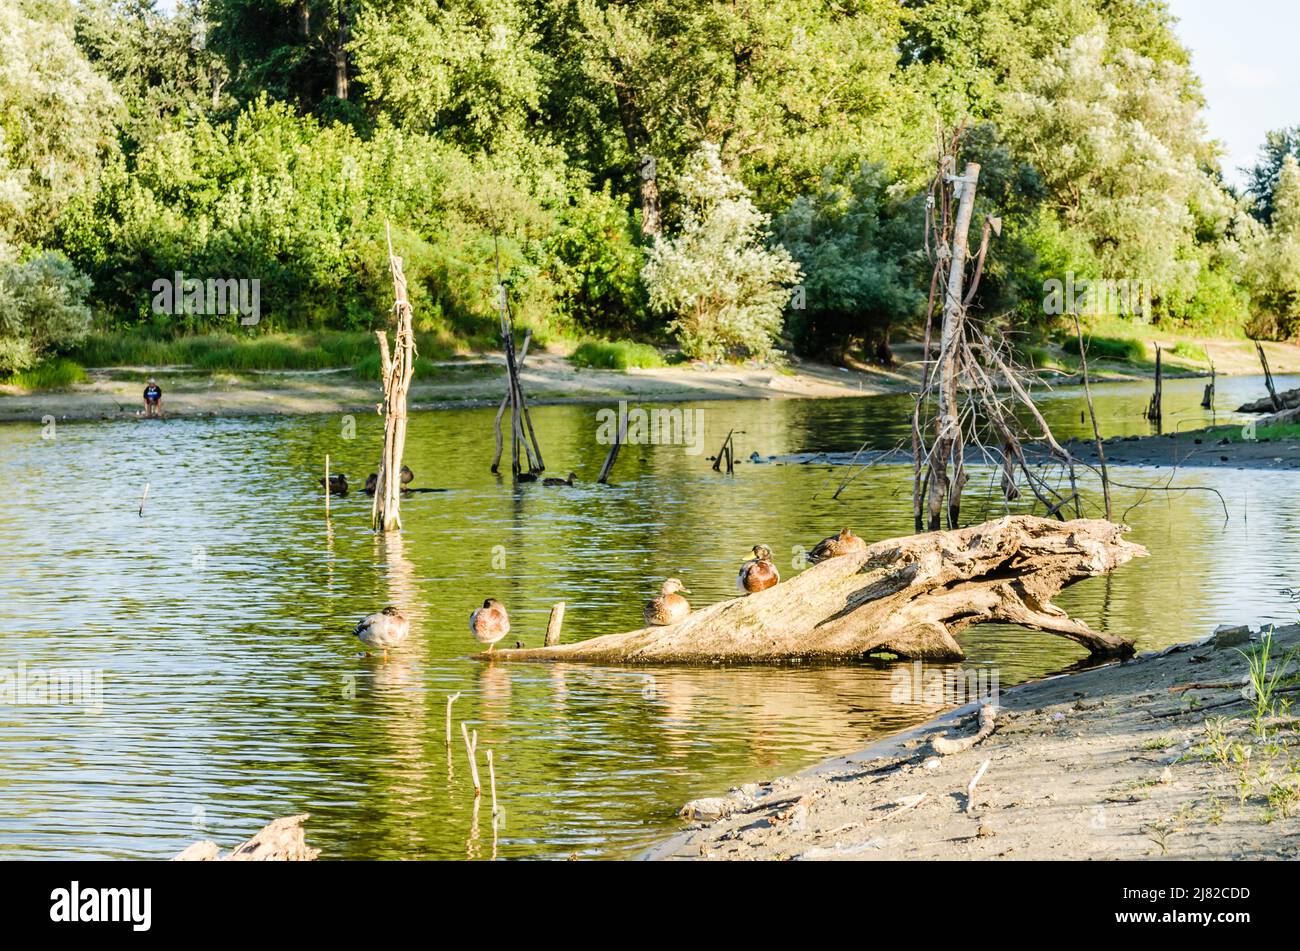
[
  {"left": 927, "top": 162, "right": 980, "bottom": 531},
  {"left": 1255, "top": 340, "right": 1281, "bottom": 411},
  {"left": 371, "top": 224, "right": 416, "bottom": 532},
  {"left": 1145, "top": 344, "right": 1163, "bottom": 429},
  {"left": 488, "top": 516, "right": 1145, "bottom": 665}
]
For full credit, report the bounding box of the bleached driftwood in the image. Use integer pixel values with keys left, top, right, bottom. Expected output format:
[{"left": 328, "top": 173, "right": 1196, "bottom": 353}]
[
  {"left": 490, "top": 516, "right": 1145, "bottom": 665},
  {"left": 931, "top": 703, "right": 998, "bottom": 755},
  {"left": 173, "top": 814, "right": 320, "bottom": 861}
]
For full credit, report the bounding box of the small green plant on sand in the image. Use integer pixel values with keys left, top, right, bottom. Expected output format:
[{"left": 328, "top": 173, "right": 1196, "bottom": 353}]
[{"left": 1237, "top": 625, "right": 1299, "bottom": 738}]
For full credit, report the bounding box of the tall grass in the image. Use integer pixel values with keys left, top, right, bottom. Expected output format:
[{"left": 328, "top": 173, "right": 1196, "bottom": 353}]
[
  {"left": 1061, "top": 334, "right": 1147, "bottom": 363},
  {"left": 71, "top": 330, "right": 456, "bottom": 371},
  {"left": 0, "top": 358, "right": 87, "bottom": 390},
  {"left": 569, "top": 339, "right": 665, "bottom": 370}
]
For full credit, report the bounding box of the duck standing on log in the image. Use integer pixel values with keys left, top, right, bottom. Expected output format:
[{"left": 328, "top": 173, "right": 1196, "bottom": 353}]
[
  {"left": 644, "top": 579, "right": 690, "bottom": 626},
  {"left": 806, "top": 527, "right": 866, "bottom": 564},
  {"left": 470, "top": 599, "right": 510, "bottom": 652},
  {"left": 737, "top": 545, "right": 779, "bottom": 593},
  {"left": 354, "top": 606, "right": 409, "bottom": 659}
]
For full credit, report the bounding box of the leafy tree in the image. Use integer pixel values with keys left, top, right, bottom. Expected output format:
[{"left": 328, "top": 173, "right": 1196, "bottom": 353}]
[
  {"left": 0, "top": 0, "right": 122, "bottom": 252},
  {"left": 642, "top": 144, "right": 801, "bottom": 361},
  {"left": 1245, "top": 155, "right": 1300, "bottom": 338},
  {"left": 1245, "top": 127, "right": 1300, "bottom": 225},
  {"left": 775, "top": 163, "right": 922, "bottom": 363},
  {"left": 0, "top": 252, "right": 94, "bottom": 373}
]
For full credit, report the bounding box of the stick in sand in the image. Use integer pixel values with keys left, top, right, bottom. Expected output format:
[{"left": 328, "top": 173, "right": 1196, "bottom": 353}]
[
  {"left": 966, "top": 758, "right": 990, "bottom": 815},
  {"left": 462, "top": 722, "right": 481, "bottom": 797},
  {"left": 138, "top": 482, "right": 150, "bottom": 518},
  {"left": 445, "top": 692, "right": 461, "bottom": 745}
]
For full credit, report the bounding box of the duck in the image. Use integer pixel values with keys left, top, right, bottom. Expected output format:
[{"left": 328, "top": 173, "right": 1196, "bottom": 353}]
[
  {"left": 319, "top": 473, "right": 348, "bottom": 496},
  {"left": 806, "top": 527, "right": 867, "bottom": 564},
  {"left": 643, "top": 578, "right": 690, "bottom": 627},
  {"left": 516, "top": 472, "right": 539, "bottom": 483},
  {"left": 364, "top": 465, "right": 415, "bottom": 496},
  {"left": 353, "top": 606, "right": 410, "bottom": 658},
  {"left": 469, "top": 598, "right": 510, "bottom": 652},
  {"left": 737, "top": 544, "right": 780, "bottom": 593},
  {"left": 543, "top": 471, "right": 577, "bottom": 487}
]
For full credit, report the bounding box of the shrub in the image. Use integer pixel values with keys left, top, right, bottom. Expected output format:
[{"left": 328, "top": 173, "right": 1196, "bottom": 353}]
[
  {"left": 0, "top": 252, "right": 94, "bottom": 374},
  {"left": 642, "top": 144, "right": 802, "bottom": 362},
  {"left": 1061, "top": 334, "right": 1146, "bottom": 363},
  {"left": 569, "top": 340, "right": 665, "bottom": 370},
  {"left": 0, "top": 357, "right": 87, "bottom": 389}
]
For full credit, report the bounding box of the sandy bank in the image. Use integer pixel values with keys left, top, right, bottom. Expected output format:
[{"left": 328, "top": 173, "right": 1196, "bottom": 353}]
[
  {"left": 0, "top": 351, "right": 911, "bottom": 422},
  {"left": 647, "top": 623, "right": 1300, "bottom": 861}
]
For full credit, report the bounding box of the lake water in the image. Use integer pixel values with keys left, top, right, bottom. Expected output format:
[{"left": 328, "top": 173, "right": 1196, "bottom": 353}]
[{"left": 1, "top": 372, "right": 1298, "bottom": 859}]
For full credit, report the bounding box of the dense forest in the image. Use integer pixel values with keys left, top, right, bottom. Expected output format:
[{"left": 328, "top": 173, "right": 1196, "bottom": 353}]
[{"left": 2, "top": 0, "right": 1299, "bottom": 375}]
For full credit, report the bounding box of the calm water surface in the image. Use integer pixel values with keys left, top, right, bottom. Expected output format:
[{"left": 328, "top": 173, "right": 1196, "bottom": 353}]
[{"left": 1, "top": 372, "right": 1298, "bottom": 859}]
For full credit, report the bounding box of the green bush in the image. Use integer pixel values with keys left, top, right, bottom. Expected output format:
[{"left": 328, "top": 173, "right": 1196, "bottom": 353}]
[
  {"left": 569, "top": 340, "right": 666, "bottom": 370},
  {"left": 1061, "top": 334, "right": 1146, "bottom": 363},
  {"left": 0, "top": 252, "right": 94, "bottom": 373}
]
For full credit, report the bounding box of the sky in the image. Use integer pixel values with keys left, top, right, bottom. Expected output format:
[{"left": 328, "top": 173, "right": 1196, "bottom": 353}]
[{"left": 1167, "top": 0, "right": 1299, "bottom": 188}]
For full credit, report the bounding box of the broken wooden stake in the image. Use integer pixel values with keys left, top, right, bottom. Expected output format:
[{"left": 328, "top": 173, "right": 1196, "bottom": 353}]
[
  {"left": 597, "top": 407, "right": 627, "bottom": 484},
  {"left": 372, "top": 222, "right": 416, "bottom": 531},
  {"left": 544, "top": 602, "right": 566, "bottom": 647},
  {"left": 1255, "top": 340, "right": 1281, "bottom": 411},
  {"left": 486, "top": 748, "right": 499, "bottom": 817},
  {"left": 965, "top": 758, "right": 991, "bottom": 815},
  {"left": 462, "top": 721, "right": 481, "bottom": 797},
  {"left": 1145, "top": 343, "right": 1163, "bottom": 428},
  {"left": 445, "top": 691, "right": 461, "bottom": 746},
  {"left": 1201, "top": 360, "right": 1216, "bottom": 410},
  {"left": 324, "top": 454, "right": 330, "bottom": 517},
  {"left": 138, "top": 482, "right": 150, "bottom": 518}
]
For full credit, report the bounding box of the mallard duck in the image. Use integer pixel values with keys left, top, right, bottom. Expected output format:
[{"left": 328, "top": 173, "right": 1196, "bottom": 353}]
[
  {"left": 737, "top": 544, "right": 780, "bottom": 593},
  {"left": 364, "top": 473, "right": 377, "bottom": 496},
  {"left": 401, "top": 464, "right": 414, "bottom": 486},
  {"left": 319, "top": 473, "right": 348, "bottom": 496},
  {"left": 516, "top": 472, "right": 539, "bottom": 483},
  {"left": 353, "top": 606, "right": 409, "bottom": 658},
  {"left": 643, "top": 578, "right": 690, "bottom": 626},
  {"left": 543, "top": 471, "right": 577, "bottom": 486},
  {"left": 469, "top": 598, "right": 510, "bottom": 651},
  {"left": 806, "top": 527, "right": 867, "bottom": 564}
]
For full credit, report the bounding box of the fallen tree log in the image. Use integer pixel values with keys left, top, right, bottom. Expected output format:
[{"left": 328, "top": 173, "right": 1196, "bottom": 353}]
[
  {"left": 489, "top": 516, "right": 1145, "bottom": 665},
  {"left": 1238, "top": 387, "right": 1300, "bottom": 414},
  {"left": 173, "top": 814, "right": 320, "bottom": 861}
]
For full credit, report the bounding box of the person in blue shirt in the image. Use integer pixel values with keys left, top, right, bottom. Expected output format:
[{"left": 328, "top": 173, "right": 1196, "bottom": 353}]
[{"left": 143, "top": 379, "right": 163, "bottom": 417}]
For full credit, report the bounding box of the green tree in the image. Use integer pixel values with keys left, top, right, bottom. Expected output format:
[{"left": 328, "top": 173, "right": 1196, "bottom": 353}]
[
  {"left": 642, "top": 144, "right": 801, "bottom": 361},
  {"left": 774, "top": 163, "right": 922, "bottom": 363},
  {"left": 0, "top": 252, "right": 93, "bottom": 373}
]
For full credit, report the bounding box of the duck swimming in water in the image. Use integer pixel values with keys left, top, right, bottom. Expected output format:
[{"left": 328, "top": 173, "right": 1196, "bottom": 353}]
[
  {"left": 643, "top": 578, "right": 690, "bottom": 626},
  {"left": 353, "top": 606, "right": 409, "bottom": 658},
  {"left": 364, "top": 465, "right": 416, "bottom": 496},
  {"left": 737, "top": 545, "right": 780, "bottom": 593},
  {"left": 542, "top": 471, "right": 577, "bottom": 487},
  {"left": 320, "top": 473, "right": 348, "bottom": 496},
  {"left": 806, "top": 527, "right": 867, "bottom": 564},
  {"left": 469, "top": 598, "right": 510, "bottom": 652}
]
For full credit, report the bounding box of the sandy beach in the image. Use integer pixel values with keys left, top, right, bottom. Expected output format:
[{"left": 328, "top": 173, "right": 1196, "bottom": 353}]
[{"left": 647, "top": 623, "right": 1300, "bottom": 861}]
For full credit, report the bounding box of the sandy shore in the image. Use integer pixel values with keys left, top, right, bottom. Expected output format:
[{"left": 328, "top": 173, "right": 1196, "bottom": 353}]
[
  {"left": 0, "top": 351, "right": 916, "bottom": 422},
  {"left": 647, "top": 623, "right": 1300, "bottom": 861}
]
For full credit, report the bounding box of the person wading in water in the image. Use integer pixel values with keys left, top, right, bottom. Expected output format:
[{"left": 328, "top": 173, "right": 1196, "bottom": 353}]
[{"left": 143, "top": 378, "right": 163, "bottom": 417}]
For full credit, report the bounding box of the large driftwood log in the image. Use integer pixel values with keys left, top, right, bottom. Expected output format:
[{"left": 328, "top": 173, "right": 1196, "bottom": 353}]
[
  {"left": 491, "top": 516, "right": 1145, "bottom": 665},
  {"left": 173, "top": 814, "right": 320, "bottom": 861},
  {"left": 1238, "top": 386, "right": 1300, "bottom": 414}
]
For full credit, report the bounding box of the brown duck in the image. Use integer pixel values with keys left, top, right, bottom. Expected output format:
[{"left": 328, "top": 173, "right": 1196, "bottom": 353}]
[
  {"left": 469, "top": 598, "right": 510, "bottom": 652},
  {"left": 806, "top": 527, "right": 867, "bottom": 564},
  {"left": 737, "top": 545, "right": 780, "bottom": 593},
  {"left": 643, "top": 579, "right": 690, "bottom": 626}
]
